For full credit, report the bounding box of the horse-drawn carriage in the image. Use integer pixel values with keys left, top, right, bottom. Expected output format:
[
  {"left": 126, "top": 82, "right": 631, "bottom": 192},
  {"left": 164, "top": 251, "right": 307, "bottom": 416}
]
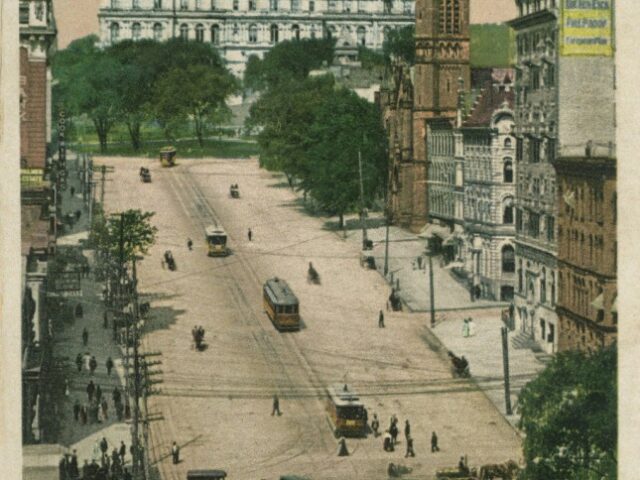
[
  {"left": 436, "top": 460, "right": 520, "bottom": 480},
  {"left": 139, "top": 167, "right": 151, "bottom": 183},
  {"left": 448, "top": 351, "right": 470, "bottom": 378},
  {"left": 359, "top": 252, "right": 376, "bottom": 270},
  {"left": 229, "top": 184, "right": 240, "bottom": 198},
  {"left": 164, "top": 250, "right": 176, "bottom": 271}
]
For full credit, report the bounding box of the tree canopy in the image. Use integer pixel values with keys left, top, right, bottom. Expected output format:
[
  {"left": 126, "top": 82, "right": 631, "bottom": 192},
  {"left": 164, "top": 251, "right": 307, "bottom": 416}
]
[
  {"left": 90, "top": 208, "right": 158, "bottom": 262},
  {"left": 518, "top": 344, "right": 617, "bottom": 480},
  {"left": 382, "top": 25, "right": 415, "bottom": 65}
]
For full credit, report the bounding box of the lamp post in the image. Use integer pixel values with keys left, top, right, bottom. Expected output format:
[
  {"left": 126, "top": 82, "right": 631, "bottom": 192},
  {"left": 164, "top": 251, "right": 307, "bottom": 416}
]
[{"left": 427, "top": 235, "right": 436, "bottom": 328}]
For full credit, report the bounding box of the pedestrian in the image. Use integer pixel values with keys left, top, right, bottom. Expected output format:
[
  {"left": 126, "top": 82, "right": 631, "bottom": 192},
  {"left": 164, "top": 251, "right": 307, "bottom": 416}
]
[
  {"left": 378, "top": 309, "right": 385, "bottom": 328},
  {"left": 106, "top": 357, "right": 114, "bottom": 376},
  {"left": 458, "top": 456, "right": 469, "bottom": 474},
  {"left": 509, "top": 302, "right": 515, "bottom": 322},
  {"left": 96, "top": 384, "right": 102, "bottom": 402},
  {"left": 100, "top": 437, "right": 109, "bottom": 456},
  {"left": 70, "top": 450, "right": 79, "bottom": 478},
  {"left": 87, "top": 380, "right": 95, "bottom": 402},
  {"left": 247, "top": 228, "right": 252, "bottom": 241},
  {"left": 82, "top": 460, "right": 90, "bottom": 480},
  {"left": 76, "top": 353, "right": 83, "bottom": 372},
  {"left": 112, "top": 387, "right": 121, "bottom": 405},
  {"left": 462, "top": 318, "right": 470, "bottom": 338},
  {"left": 187, "top": 238, "right": 193, "bottom": 250},
  {"left": 80, "top": 405, "right": 87, "bottom": 425},
  {"left": 390, "top": 421, "right": 399, "bottom": 446},
  {"left": 405, "top": 436, "right": 415, "bottom": 457},
  {"left": 404, "top": 420, "right": 411, "bottom": 441},
  {"left": 371, "top": 413, "right": 380, "bottom": 437},
  {"left": 82, "top": 328, "right": 89, "bottom": 346},
  {"left": 75, "top": 209, "right": 82, "bottom": 221},
  {"left": 383, "top": 431, "right": 394, "bottom": 452},
  {"left": 431, "top": 431, "right": 440, "bottom": 452},
  {"left": 417, "top": 255, "right": 423, "bottom": 270},
  {"left": 73, "top": 400, "right": 81, "bottom": 422},
  {"left": 119, "top": 441, "right": 126, "bottom": 463},
  {"left": 468, "top": 318, "right": 476, "bottom": 337},
  {"left": 337, "top": 437, "right": 349, "bottom": 456},
  {"left": 70, "top": 186, "right": 75, "bottom": 197},
  {"left": 103, "top": 311, "right": 108, "bottom": 329},
  {"left": 84, "top": 352, "right": 91, "bottom": 371},
  {"left": 89, "top": 355, "right": 98, "bottom": 375},
  {"left": 101, "top": 398, "right": 108, "bottom": 420},
  {"left": 171, "top": 441, "right": 180, "bottom": 464},
  {"left": 76, "top": 303, "right": 83, "bottom": 319},
  {"left": 272, "top": 394, "right": 281, "bottom": 416},
  {"left": 111, "top": 448, "right": 120, "bottom": 468},
  {"left": 65, "top": 379, "right": 70, "bottom": 397},
  {"left": 116, "top": 400, "right": 124, "bottom": 421}
]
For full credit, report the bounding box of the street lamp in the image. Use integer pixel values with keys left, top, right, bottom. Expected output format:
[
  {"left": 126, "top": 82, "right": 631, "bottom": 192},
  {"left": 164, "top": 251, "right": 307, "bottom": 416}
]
[{"left": 419, "top": 230, "right": 437, "bottom": 328}]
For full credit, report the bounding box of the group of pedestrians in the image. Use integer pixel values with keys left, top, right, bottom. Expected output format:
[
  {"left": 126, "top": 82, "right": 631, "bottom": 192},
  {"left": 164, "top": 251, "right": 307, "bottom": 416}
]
[
  {"left": 59, "top": 440, "right": 132, "bottom": 480},
  {"left": 373, "top": 413, "right": 440, "bottom": 458},
  {"left": 462, "top": 317, "right": 476, "bottom": 337}
]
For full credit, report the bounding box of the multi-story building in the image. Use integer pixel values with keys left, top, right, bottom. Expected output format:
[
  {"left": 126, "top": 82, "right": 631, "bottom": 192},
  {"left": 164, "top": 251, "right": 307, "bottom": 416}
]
[
  {"left": 460, "top": 71, "right": 516, "bottom": 302},
  {"left": 551, "top": 1, "right": 616, "bottom": 351},
  {"left": 508, "top": 0, "right": 559, "bottom": 353},
  {"left": 98, "top": 0, "right": 414, "bottom": 76},
  {"left": 379, "top": 0, "right": 470, "bottom": 232}
]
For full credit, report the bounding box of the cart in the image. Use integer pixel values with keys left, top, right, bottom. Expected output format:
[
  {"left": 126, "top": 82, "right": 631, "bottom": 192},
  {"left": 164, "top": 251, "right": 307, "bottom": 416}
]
[{"left": 159, "top": 146, "right": 177, "bottom": 167}]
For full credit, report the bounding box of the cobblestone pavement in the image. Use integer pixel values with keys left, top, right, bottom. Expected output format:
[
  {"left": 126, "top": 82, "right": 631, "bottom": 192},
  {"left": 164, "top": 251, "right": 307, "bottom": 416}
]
[
  {"left": 53, "top": 158, "right": 134, "bottom": 474},
  {"left": 97, "top": 156, "right": 523, "bottom": 480}
]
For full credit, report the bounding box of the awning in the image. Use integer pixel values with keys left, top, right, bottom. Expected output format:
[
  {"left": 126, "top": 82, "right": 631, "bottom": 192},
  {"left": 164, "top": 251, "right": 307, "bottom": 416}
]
[
  {"left": 590, "top": 293, "right": 604, "bottom": 310},
  {"left": 418, "top": 223, "right": 451, "bottom": 240},
  {"left": 444, "top": 261, "right": 465, "bottom": 270},
  {"left": 611, "top": 296, "right": 617, "bottom": 313}
]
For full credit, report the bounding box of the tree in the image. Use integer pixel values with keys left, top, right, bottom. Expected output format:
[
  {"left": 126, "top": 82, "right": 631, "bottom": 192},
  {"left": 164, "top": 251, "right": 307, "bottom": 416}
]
[
  {"left": 91, "top": 209, "right": 158, "bottom": 263},
  {"left": 154, "top": 64, "right": 238, "bottom": 145},
  {"left": 383, "top": 25, "right": 415, "bottom": 65},
  {"left": 302, "top": 88, "right": 387, "bottom": 228},
  {"left": 518, "top": 345, "right": 617, "bottom": 480}
]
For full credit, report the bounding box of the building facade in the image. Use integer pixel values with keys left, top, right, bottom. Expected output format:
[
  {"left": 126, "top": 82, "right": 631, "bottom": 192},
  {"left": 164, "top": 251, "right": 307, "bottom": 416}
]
[
  {"left": 379, "top": 0, "right": 470, "bottom": 232},
  {"left": 460, "top": 72, "right": 516, "bottom": 302},
  {"left": 98, "top": 0, "right": 414, "bottom": 76},
  {"left": 509, "top": 0, "right": 559, "bottom": 353}
]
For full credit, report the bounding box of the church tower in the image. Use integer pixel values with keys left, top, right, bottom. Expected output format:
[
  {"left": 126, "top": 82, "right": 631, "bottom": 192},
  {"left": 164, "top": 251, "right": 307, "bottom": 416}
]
[{"left": 408, "top": 0, "right": 470, "bottom": 230}]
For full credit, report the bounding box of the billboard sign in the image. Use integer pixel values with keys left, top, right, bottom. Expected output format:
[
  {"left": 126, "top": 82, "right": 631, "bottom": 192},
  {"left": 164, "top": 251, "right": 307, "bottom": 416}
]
[{"left": 560, "top": 0, "right": 614, "bottom": 57}]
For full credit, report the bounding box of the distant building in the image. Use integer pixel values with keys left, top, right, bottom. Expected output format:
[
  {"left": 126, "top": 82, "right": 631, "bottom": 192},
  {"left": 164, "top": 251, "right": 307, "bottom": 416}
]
[
  {"left": 378, "top": 0, "right": 471, "bottom": 231},
  {"left": 98, "top": 0, "right": 414, "bottom": 77},
  {"left": 460, "top": 70, "right": 515, "bottom": 302}
]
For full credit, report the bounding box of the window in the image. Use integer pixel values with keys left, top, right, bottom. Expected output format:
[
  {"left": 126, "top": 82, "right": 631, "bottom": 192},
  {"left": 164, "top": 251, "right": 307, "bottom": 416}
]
[
  {"left": 132, "top": 22, "right": 141, "bottom": 41},
  {"left": 504, "top": 137, "right": 512, "bottom": 148},
  {"left": 329, "top": 0, "right": 337, "bottom": 10},
  {"left": 153, "top": 23, "right": 163, "bottom": 41},
  {"left": 211, "top": 24, "right": 220, "bottom": 44},
  {"left": 249, "top": 0, "right": 256, "bottom": 8},
  {"left": 551, "top": 272, "right": 556, "bottom": 306},
  {"left": 310, "top": 24, "right": 316, "bottom": 38},
  {"left": 111, "top": 0, "right": 120, "bottom": 8},
  {"left": 530, "top": 137, "right": 540, "bottom": 163},
  {"left": 545, "top": 62, "right": 555, "bottom": 87},
  {"left": 547, "top": 215, "right": 555, "bottom": 242},
  {"left": 196, "top": 24, "right": 205, "bottom": 42},
  {"left": 249, "top": 24, "right": 258, "bottom": 43},
  {"left": 110, "top": 22, "right": 120, "bottom": 43},
  {"left": 502, "top": 245, "right": 515, "bottom": 273},
  {"left": 503, "top": 197, "right": 514, "bottom": 224},
  {"left": 291, "top": 0, "right": 300, "bottom": 10},
  {"left": 180, "top": 0, "right": 188, "bottom": 9},
  {"left": 503, "top": 159, "right": 513, "bottom": 183},
  {"left": 233, "top": 0, "right": 239, "bottom": 9},
  {"left": 20, "top": 3, "right": 29, "bottom": 23},
  {"left": 540, "top": 268, "right": 547, "bottom": 303},
  {"left": 518, "top": 261, "right": 523, "bottom": 292},
  {"left": 516, "top": 208, "right": 523, "bottom": 233},
  {"left": 309, "top": 0, "right": 315, "bottom": 10},
  {"left": 357, "top": 26, "right": 366, "bottom": 46},
  {"left": 270, "top": 0, "right": 278, "bottom": 10},
  {"left": 291, "top": 25, "right": 300, "bottom": 40},
  {"left": 516, "top": 137, "right": 523, "bottom": 162},
  {"left": 343, "top": 0, "right": 351, "bottom": 11},
  {"left": 403, "top": 0, "right": 412, "bottom": 14},
  {"left": 154, "top": 0, "right": 163, "bottom": 8},
  {"left": 210, "top": 0, "right": 216, "bottom": 8},
  {"left": 546, "top": 138, "right": 556, "bottom": 163},
  {"left": 132, "top": 0, "right": 140, "bottom": 9},
  {"left": 232, "top": 24, "right": 239, "bottom": 39},
  {"left": 529, "top": 212, "right": 540, "bottom": 238},
  {"left": 270, "top": 24, "right": 279, "bottom": 43},
  {"left": 180, "top": 23, "right": 189, "bottom": 40},
  {"left": 439, "top": 0, "right": 461, "bottom": 34}
]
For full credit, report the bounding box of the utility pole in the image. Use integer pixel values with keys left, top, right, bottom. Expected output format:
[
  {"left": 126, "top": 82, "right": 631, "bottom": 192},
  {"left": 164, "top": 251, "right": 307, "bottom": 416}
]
[
  {"left": 101, "top": 165, "right": 106, "bottom": 206},
  {"left": 131, "top": 257, "right": 141, "bottom": 479},
  {"left": 501, "top": 326, "right": 513, "bottom": 415},
  {"left": 357, "top": 149, "right": 368, "bottom": 250},
  {"left": 428, "top": 242, "right": 436, "bottom": 328},
  {"left": 383, "top": 216, "right": 390, "bottom": 276}
]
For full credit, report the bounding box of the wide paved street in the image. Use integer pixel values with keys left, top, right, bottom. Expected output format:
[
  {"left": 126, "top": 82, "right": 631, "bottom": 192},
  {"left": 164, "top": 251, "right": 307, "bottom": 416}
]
[{"left": 101, "top": 156, "right": 522, "bottom": 480}]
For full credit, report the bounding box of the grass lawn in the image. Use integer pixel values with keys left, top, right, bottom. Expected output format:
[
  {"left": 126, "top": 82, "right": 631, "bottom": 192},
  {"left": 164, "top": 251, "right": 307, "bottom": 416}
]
[{"left": 73, "top": 137, "right": 260, "bottom": 159}]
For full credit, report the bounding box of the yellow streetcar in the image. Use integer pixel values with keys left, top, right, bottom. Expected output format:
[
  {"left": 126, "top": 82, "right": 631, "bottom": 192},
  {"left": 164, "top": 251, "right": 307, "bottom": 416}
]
[
  {"left": 263, "top": 277, "right": 300, "bottom": 331},
  {"left": 205, "top": 225, "right": 229, "bottom": 256},
  {"left": 159, "top": 146, "right": 176, "bottom": 167},
  {"left": 326, "top": 384, "right": 367, "bottom": 437}
]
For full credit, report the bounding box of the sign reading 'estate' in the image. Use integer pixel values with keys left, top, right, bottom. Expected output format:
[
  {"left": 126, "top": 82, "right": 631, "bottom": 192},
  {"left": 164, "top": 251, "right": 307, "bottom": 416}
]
[{"left": 561, "top": 0, "right": 614, "bottom": 57}]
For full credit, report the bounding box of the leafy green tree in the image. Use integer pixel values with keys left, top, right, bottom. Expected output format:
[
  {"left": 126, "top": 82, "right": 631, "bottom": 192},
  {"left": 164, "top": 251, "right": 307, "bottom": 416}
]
[
  {"left": 91, "top": 209, "right": 158, "bottom": 262},
  {"left": 154, "top": 64, "right": 238, "bottom": 145},
  {"left": 302, "top": 88, "right": 387, "bottom": 228},
  {"left": 383, "top": 25, "right": 415, "bottom": 65},
  {"left": 518, "top": 345, "right": 617, "bottom": 480}
]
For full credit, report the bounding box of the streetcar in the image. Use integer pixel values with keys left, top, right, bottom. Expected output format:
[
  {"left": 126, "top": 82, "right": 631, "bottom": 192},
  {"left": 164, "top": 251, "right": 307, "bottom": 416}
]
[
  {"left": 326, "top": 384, "right": 367, "bottom": 437},
  {"left": 263, "top": 277, "right": 300, "bottom": 331},
  {"left": 159, "top": 146, "right": 177, "bottom": 167},
  {"left": 205, "top": 225, "right": 229, "bottom": 257},
  {"left": 186, "top": 470, "right": 227, "bottom": 480}
]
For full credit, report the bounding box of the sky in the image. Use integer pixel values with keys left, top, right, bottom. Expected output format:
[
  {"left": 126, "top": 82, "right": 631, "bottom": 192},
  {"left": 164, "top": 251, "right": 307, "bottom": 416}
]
[{"left": 53, "top": 0, "right": 518, "bottom": 49}]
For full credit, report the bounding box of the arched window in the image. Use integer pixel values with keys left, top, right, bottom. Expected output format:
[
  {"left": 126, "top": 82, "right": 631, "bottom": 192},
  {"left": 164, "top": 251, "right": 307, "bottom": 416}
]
[
  {"left": 180, "top": 23, "right": 189, "bottom": 40},
  {"left": 232, "top": 23, "right": 239, "bottom": 40},
  {"left": 504, "top": 137, "right": 512, "bottom": 148},
  {"left": 270, "top": 0, "right": 278, "bottom": 10},
  {"left": 180, "top": 0, "right": 188, "bottom": 9},
  {"left": 439, "top": 0, "right": 461, "bottom": 34},
  {"left": 233, "top": 0, "right": 239, "bottom": 9},
  {"left": 503, "top": 196, "right": 514, "bottom": 224},
  {"left": 154, "top": 0, "right": 162, "bottom": 8},
  {"left": 503, "top": 159, "right": 513, "bottom": 183},
  {"left": 110, "top": 23, "right": 120, "bottom": 43},
  {"left": 292, "top": 24, "right": 300, "bottom": 41},
  {"left": 249, "top": 24, "right": 258, "bottom": 43},
  {"left": 153, "top": 23, "right": 163, "bottom": 41},
  {"left": 357, "top": 26, "right": 366, "bottom": 46},
  {"left": 540, "top": 268, "right": 547, "bottom": 303},
  {"left": 211, "top": 24, "right": 220, "bottom": 44},
  {"left": 502, "top": 245, "right": 515, "bottom": 273},
  {"left": 270, "top": 24, "right": 279, "bottom": 43},
  {"left": 132, "top": 22, "right": 141, "bottom": 41},
  {"left": 196, "top": 24, "right": 205, "bottom": 42},
  {"left": 249, "top": 0, "right": 256, "bottom": 9}
]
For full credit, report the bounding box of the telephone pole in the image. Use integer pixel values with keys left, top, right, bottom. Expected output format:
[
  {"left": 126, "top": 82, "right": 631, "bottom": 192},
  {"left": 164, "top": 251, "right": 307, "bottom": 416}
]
[
  {"left": 501, "top": 326, "right": 513, "bottom": 415},
  {"left": 357, "top": 149, "right": 368, "bottom": 250},
  {"left": 101, "top": 164, "right": 106, "bottom": 206}
]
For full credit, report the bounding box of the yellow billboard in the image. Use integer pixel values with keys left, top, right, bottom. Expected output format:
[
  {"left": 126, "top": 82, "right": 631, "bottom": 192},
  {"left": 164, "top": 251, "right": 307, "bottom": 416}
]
[{"left": 560, "top": 0, "right": 614, "bottom": 57}]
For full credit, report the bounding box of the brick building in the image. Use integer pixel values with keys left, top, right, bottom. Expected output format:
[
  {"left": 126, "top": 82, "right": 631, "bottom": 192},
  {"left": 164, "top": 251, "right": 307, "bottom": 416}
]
[{"left": 379, "top": 0, "right": 470, "bottom": 232}]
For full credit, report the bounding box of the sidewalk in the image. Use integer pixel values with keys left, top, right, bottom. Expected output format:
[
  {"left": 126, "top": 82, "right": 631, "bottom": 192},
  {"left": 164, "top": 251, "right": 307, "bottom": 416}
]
[
  {"left": 53, "top": 156, "right": 134, "bottom": 474},
  {"left": 340, "top": 214, "right": 546, "bottom": 429}
]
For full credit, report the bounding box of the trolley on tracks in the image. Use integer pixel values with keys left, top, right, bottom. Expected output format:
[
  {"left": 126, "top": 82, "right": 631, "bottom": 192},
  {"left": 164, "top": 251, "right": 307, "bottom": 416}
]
[
  {"left": 263, "top": 277, "right": 300, "bottom": 331},
  {"left": 159, "top": 146, "right": 177, "bottom": 167},
  {"left": 326, "top": 384, "right": 367, "bottom": 438},
  {"left": 205, "top": 225, "right": 229, "bottom": 257}
]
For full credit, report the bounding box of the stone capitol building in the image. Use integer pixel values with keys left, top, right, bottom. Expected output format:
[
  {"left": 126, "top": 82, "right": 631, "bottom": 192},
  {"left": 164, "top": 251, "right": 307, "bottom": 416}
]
[{"left": 99, "top": 0, "right": 414, "bottom": 76}]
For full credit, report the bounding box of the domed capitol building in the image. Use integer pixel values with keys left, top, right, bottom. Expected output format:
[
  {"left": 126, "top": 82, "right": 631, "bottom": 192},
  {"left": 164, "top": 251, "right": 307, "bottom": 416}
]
[{"left": 98, "top": 0, "right": 414, "bottom": 76}]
